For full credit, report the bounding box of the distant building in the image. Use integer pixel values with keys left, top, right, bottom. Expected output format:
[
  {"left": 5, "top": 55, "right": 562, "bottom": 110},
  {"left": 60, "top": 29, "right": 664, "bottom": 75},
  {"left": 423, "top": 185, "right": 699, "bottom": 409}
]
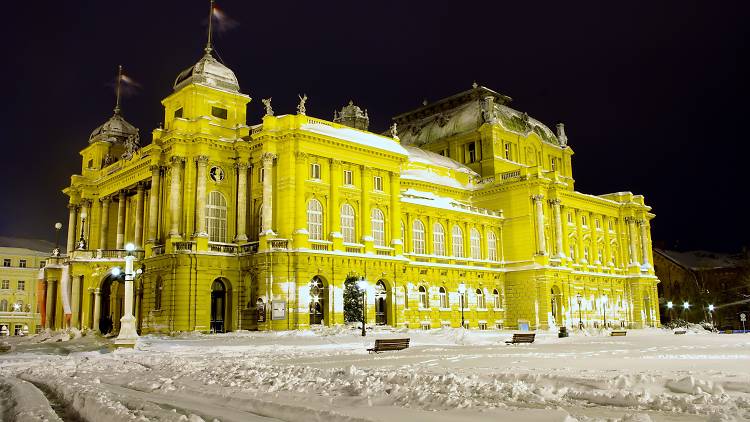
[
  {"left": 654, "top": 249, "right": 749, "bottom": 328},
  {"left": 0, "top": 237, "right": 52, "bottom": 335}
]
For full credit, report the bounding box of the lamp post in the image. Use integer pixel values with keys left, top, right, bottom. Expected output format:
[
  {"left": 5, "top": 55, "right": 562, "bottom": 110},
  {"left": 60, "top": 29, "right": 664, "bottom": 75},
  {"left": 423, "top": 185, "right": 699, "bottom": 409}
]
[
  {"left": 708, "top": 304, "right": 715, "bottom": 329},
  {"left": 458, "top": 282, "right": 466, "bottom": 328},
  {"left": 115, "top": 243, "right": 139, "bottom": 347},
  {"left": 576, "top": 293, "right": 583, "bottom": 330},
  {"left": 76, "top": 210, "right": 87, "bottom": 250},
  {"left": 357, "top": 277, "right": 368, "bottom": 337},
  {"left": 53, "top": 222, "right": 63, "bottom": 256},
  {"left": 602, "top": 295, "right": 608, "bottom": 328},
  {"left": 667, "top": 301, "right": 673, "bottom": 323},
  {"left": 683, "top": 301, "right": 690, "bottom": 326}
]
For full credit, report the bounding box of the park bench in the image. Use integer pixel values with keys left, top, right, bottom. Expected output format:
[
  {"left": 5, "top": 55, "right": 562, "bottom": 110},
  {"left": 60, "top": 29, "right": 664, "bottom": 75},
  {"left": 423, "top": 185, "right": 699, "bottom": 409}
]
[
  {"left": 610, "top": 330, "right": 627, "bottom": 336},
  {"left": 674, "top": 330, "right": 687, "bottom": 335},
  {"left": 505, "top": 333, "right": 536, "bottom": 344},
  {"left": 367, "top": 338, "right": 410, "bottom": 354}
]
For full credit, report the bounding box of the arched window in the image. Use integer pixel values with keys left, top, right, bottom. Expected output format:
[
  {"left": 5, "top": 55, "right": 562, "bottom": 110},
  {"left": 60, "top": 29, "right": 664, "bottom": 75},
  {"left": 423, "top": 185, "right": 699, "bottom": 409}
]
[
  {"left": 307, "top": 199, "right": 324, "bottom": 240},
  {"left": 433, "top": 223, "right": 445, "bottom": 256},
  {"left": 206, "top": 191, "right": 227, "bottom": 242},
  {"left": 418, "top": 285, "right": 429, "bottom": 309},
  {"left": 611, "top": 243, "right": 618, "bottom": 266},
  {"left": 487, "top": 231, "right": 498, "bottom": 261},
  {"left": 493, "top": 288, "right": 501, "bottom": 309},
  {"left": 439, "top": 286, "right": 449, "bottom": 308},
  {"left": 569, "top": 239, "right": 577, "bottom": 261},
  {"left": 452, "top": 225, "right": 464, "bottom": 257},
  {"left": 412, "top": 219, "right": 425, "bottom": 254},
  {"left": 371, "top": 208, "right": 385, "bottom": 246},
  {"left": 0, "top": 299, "right": 6, "bottom": 312},
  {"left": 597, "top": 245, "right": 604, "bottom": 263},
  {"left": 470, "top": 228, "right": 481, "bottom": 259},
  {"left": 583, "top": 246, "right": 590, "bottom": 262},
  {"left": 341, "top": 204, "right": 355, "bottom": 243},
  {"left": 476, "top": 288, "right": 485, "bottom": 309},
  {"left": 154, "top": 278, "right": 163, "bottom": 310}
]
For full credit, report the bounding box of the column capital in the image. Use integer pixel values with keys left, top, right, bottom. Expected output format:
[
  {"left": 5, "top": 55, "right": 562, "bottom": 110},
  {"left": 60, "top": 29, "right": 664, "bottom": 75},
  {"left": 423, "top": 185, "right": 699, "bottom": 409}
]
[
  {"left": 68, "top": 203, "right": 79, "bottom": 210},
  {"left": 170, "top": 155, "right": 185, "bottom": 165},
  {"left": 234, "top": 161, "right": 250, "bottom": 170},
  {"left": 136, "top": 181, "right": 146, "bottom": 191},
  {"left": 149, "top": 164, "right": 163, "bottom": 173},
  {"left": 295, "top": 151, "right": 308, "bottom": 162},
  {"left": 624, "top": 216, "right": 637, "bottom": 224},
  {"left": 261, "top": 152, "right": 277, "bottom": 164},
  {"left": 94, "top": 287, "right": 101, "bottom": 295},
  {"left": 80, "top": 199, "right": 92, "bottom": 208},
  {"left": 100, "top": 195, "right": 111, "bottom": 204},
  {"left": 330, "top": 158, "right": 342, "bottom": 167},
  {"left": 531, "top": 194, "right": 545, "bottom": 202},
  {"left": 548, "top": 198, "right": 561, "bottom": 206},
  {"left": 637, "top": 218, "right": 647, "bottom": 226},
  {"left": 195, "top": 155, "right": 209, "bottom": 165}
]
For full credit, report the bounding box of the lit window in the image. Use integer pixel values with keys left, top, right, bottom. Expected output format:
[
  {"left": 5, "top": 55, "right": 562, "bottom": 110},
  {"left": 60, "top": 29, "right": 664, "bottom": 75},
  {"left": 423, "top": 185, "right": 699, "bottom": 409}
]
[
  {"left": 259, "top": 167, "right": 265, "bottom": 183},
  {"left": 341, "top": 204, "right": 355, "bottom": 243},
  {"left": 452, "top": 225, "right": 464, "bottom": 258},
  {"left": 567, "top": 213, "right": 573, "bottom": 224},
  {"left": 550, "top": 156, "right": 557, "bottom": 171},
  {"left": 504, "top": 143, "right": 511, "bottom": 160},
  {"left": 17, "top": 281, "right": 24, "bottom": 291},
  {"left": 608, "top": 219, "right": 614, "bottom": 231},
  {"left": 418, "top": 285, "right": 429, "bottom": 309},
  {"left": 439, "top": 286, "right": 449, "bottom": 308},
  {"left": 433, "top": 223, "right": 446, "bottom": 256},
  {"left": 470, "top": 228, "right": 481, "bottom": 259},
  {"left": 412, "top": 219, "right": 425, "bottom": 254},
  {"left": 595, "top": 219, "right": 601, "bottom": 229},
  {"left": 343, "top": 170, "right": 353, "bottom": 186},
  {"left": 19, "top": 260, "right": 26, "bottom": 268},
  {"left": 211, "top": 106, "right": 228, "bottom": 119},
  {"left": 487, "top": 231, "right": 498, "bottom": 261},
  {"left": 307, "top": 199, "right": 324, "bottom": 240},
  {"left": 476, "top": 288, "right": 485, "bottom": 309},
  {"left": 493, "top": 289, "right": 501, "bottom": 308},
  {"left": 466, "top": 142, "right": 477, "bottom": 163},
  {"left": 3, "top": 259, "right": 10, "bottom": 267},
  {"left": 206, "top": 191, "right": 227, "bottom": 242},
  {"left": 371, "top": 208, "right": 385, "bottom": 247},
  {"left": 1, "top": 280, "right": 8, "bottom": 290},
  {"left": 310, "top": 163, "right": 321, "bottom": 180},
  {"left": 373, "top": 176, "right": 383, "bottom": 191}
]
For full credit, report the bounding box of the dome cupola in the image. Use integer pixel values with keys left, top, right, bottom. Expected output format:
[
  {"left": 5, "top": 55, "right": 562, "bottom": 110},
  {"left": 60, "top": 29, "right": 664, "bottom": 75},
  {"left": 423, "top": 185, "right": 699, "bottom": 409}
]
[{"left": 173, "top": 52, "right": 240, "bottom": 93}]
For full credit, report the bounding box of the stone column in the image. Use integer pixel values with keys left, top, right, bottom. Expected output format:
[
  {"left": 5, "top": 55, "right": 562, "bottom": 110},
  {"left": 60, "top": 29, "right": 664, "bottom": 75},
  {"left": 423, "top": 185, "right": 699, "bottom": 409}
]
[
  {"left": 390, "top": 172, "right": 402, "bottom": 255},
  {"left": 45, "top": 279, "right": 56, "bottom": 329},
  {"left": 116, "top": 190, "right": 127, "bottom": 249},
  {"left": 147, "top": 165, "right": 161, "bottom": 243},
  {"left": 576, "top": 211, "right": 585, "bottom": 263},
  {"left": 66, "top": 204, "right": 77, "bottom": 253},
  {"left": 638, "top": 219, "right": 651, "bottom": 268},
  {"left": 135, "top": 283, "right": 142, "bottom": 333},
  {"left": 169, "top": 156, "right": 184, "bottom": 238},
  {"left": 261, "top": 152, "right": 276, "bottom": 236},
  {"left": 234, "top": 161, "right": 249, "bottom": 242},
  {"left": 550, "top": 199, "right": 564, "bottom": 258},
  {"left": 194, "top": 155, "right": 209, "bottom": 238},
  {"left": 626, "top": 217, "right": 639, "bottom": 266},
  {"left": 92, "top": 288, "right": 101, "bottom": 332},
  {"left": 99, "top": 197, "right": 110, "bottom": 249},
  {"left": 330, "top": 160, "right": 343, "bottom": 249},
  {"left": 360, "top": 166, "right": 372, "bottom": 247},
  {"left": 71, "top": 275, "right": 82, "bottom": 329},
  {"left": 603, "top": 217, "right": 613, "bottom": 266},
  {"left": 293, "top": 153, "right": 307, "bottom": 244},
  {"left": 134, "top": 183, "right": 145, "bottom": 247},
  {"left": 532, "top": 195, "right": 546, "bottom": 255}
]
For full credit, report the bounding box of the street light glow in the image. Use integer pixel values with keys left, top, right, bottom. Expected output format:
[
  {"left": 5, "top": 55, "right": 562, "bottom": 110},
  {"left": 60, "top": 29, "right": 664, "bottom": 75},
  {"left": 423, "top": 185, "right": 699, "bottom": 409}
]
[
  {"left": 54, "top": 222, "right": 62, "bottom": 230},
  {"left": 125, "top": 243, "right": 136, "bottom": 252},
  {"left": 667, "top": 301, "right": 673, "bottom": 309},
  {"left": 683, "top": 301, "right": 690, "bottom": 309},
  {"left": 111, "top": 267, "right": 121, "bottom": 276},
  {"left": 708, "top": 304, "right": 715, "bottom": 312},
  {"left": 357, "top": 277, "right": 368, "bottom": 291},
  {"left": 458, "top": 282, "right": 466, "bottom": 294}
]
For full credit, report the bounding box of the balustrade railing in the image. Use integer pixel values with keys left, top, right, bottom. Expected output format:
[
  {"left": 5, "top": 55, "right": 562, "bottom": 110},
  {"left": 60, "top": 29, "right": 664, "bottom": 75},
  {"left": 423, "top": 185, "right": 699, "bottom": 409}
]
[
  {"left": 500, "top": 169, "right": 521, "bottom": 180},
  {"left": 268, "top": 239, "right": 289, "bottom": 250},
  {"left": 173, "top": 241, "right": 196, "bottom": 252},
  {"left": 208, "top": 242, "right": 238, "bottom": 254},
  {"left": 239, "top": 242, "right": 259, "bottom": 254},
  {"left": 152, "top": 245, "right": 165, "bottom": 256}
]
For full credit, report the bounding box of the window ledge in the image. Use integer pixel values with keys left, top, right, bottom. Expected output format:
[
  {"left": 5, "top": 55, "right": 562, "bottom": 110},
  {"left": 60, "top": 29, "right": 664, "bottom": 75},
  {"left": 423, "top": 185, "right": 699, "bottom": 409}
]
[{"left": 439, "top": 307, "right": 452, "bottom": 311}]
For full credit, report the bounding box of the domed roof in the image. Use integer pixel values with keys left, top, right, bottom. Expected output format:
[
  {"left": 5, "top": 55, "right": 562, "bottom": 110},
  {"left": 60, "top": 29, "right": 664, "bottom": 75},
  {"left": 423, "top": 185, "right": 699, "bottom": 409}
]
[
  {"left": 89, "top": 112, "right": 138, "bottom": 144},
  {"left": 174, "top": 52, "right": 240, "bottom": 92}
]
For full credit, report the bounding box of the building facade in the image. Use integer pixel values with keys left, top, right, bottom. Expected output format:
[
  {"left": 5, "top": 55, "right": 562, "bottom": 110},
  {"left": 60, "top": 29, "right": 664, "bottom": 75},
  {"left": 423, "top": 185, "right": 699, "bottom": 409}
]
[
  {"left": 41, "top": 43, "right": 660, "bottom": 334},
  {"left": 0, "top": 237, "right": 51, "bottom": 335}
]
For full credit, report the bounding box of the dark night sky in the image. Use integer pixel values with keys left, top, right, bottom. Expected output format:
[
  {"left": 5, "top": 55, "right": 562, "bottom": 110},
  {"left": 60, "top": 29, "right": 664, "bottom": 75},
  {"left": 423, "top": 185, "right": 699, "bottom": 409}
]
[{"left": 0, "top": 1, "right": 748, "bottom": 252}]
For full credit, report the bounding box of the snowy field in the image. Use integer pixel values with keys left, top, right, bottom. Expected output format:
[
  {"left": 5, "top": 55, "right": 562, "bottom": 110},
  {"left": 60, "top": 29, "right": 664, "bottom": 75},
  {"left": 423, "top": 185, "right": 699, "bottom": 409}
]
[{"left": 1, "top": 327, "right": 749, "bottom": 422}]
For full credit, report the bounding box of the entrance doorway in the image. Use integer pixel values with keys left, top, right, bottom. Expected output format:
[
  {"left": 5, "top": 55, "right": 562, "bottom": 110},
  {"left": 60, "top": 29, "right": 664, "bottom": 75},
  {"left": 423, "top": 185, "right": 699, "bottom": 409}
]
[
  {"left": 211, "top": 279, "right": 226, "bottom": 333},
  {"left": 99, "top": 274, "right": 123, "bottom": 334},
  {"left": 375, "top": 280, "right": 387, "bottom": 325},
  {"left": 309, "top": 276, "right": 325, "bottom": 325},
  {"left": 550, "top": 286, "right": 563, "bottom": 326}
]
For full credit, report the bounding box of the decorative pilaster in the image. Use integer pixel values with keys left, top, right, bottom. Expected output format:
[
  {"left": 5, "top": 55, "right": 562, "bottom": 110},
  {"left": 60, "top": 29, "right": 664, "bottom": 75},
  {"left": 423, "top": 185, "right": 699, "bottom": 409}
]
[
  {"left": 169, "top": 156, "right": 184, "bottom": 238},
  {"left": 330, "top": 159, "right": 343, "bottom": 250},
  {"left": 626, "top": 217, "right": 639, "bottom": 266},
  {"left": 603, "top": 217, "right": 613, "bottom": 266},
  {"left": 260, "top": 152, "right": 276, "bottom": 237},
  {"left": 638, "top": 219, "right": 651, "bottom": 269},
  {"left": 45, "top": 279, "right": 56, "bottom": 329},
  {"left": 134, "top": 182, "right": 145, "bottom": 247},
  {"left": 361, "top": 166, "right": 373, "bottom": 252},
  {"left": 194, "top": 155, "right": 209, "bottom": 238},
  {"left": 576, "top": 211, "right": 585, "bottom": 263},
  {"left": 234, "top": 161, "right": 249, "bottom": 242},
  {"left": 92, "top": 288, "right": 101, "bottom": 332},
  {"left": 147, "top": 165, "right": 161, "bottom": 243},
  {"left": 549, "top": 198, "right": 564, "bottom": 259},
  {"left": 390, "top": 172, "right": 403, "bottom": 255},
  {"left": 293, "top": 152, "right": 308, "bottom": 247},
  {"left": 532, "top": 195, "right": 546, "bottom": 255},
  {"left": 66, "top": 204, "right": 78, "bottom": 253},
  {"left": 116, "top": 190, "right": 127, "bottom": 249},
  {"left": 71, "top": 275, "right": 82, "bottom": 329},
  {"left": 99, "top": 197, "right": 110, "bottom": 249}
]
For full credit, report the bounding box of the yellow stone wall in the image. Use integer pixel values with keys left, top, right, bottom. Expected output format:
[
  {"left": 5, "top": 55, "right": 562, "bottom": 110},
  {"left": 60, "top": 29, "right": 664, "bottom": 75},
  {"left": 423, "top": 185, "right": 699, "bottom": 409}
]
[{"left": 0, "top": 247, "right": 46, "bottom": 335}]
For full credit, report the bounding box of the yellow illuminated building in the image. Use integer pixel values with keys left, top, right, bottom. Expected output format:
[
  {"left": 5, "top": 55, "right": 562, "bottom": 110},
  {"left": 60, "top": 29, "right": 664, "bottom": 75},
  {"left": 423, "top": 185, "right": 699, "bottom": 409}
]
[
  {"left": 0, "top": 237, "right": 51, "bottom": 336},
  {"left": 42, "top": 41, "right": 660, "bottom": 334}
]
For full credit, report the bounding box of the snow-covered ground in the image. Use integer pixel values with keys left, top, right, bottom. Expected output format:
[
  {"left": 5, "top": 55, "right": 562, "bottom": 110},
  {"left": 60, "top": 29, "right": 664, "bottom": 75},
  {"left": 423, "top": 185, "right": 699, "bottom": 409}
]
[{"left": 1, "top": 326, "right": 749, "bottom": 422}]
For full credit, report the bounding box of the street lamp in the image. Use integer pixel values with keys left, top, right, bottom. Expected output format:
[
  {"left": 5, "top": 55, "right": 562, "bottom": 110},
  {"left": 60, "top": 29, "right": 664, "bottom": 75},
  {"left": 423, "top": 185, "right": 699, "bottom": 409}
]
[
  {"left": 576, "top": 293, "right": 583, "bottom": 330},
  {"left": 683, "top": 301, "right": 690, "bottom": 325},
  {"left": 667, "top": 301, "right": 674, "bottom": 323},
  {"left": 115, "top": 243, "right": 139, "bottom": 347},
  {"left": 53, "top": 222, "right": 63, "bottom": 256},
  {"left": 602, "top": 295, "right": 608, "bottom": 328},
  {"left": 458, "top": 282, "right": 466, "bottom": 328},
  {"left": 357, "top": 277, "right": 368, "bottom": 337},
  {"left": 708, "top": 304, "right": 715, "bottom": 328},
  {"left": 76, "top": 210, "right": 87, "bottom": 250}
]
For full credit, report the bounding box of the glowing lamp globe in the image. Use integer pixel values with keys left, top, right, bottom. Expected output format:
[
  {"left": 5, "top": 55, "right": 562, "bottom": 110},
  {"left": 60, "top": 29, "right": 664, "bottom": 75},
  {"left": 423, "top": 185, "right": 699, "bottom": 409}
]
[
  {"left": 111, "top": 267, "right": 121, "bottom": 276},
  {"left": 667, "top": 301, "right": 673, "bottom": 309},
  {"left": 54, "top": 222, "right": 63, "bottom": 230},
  {"left": 125, "top": 243, "right": 136, "bottom": 252}
]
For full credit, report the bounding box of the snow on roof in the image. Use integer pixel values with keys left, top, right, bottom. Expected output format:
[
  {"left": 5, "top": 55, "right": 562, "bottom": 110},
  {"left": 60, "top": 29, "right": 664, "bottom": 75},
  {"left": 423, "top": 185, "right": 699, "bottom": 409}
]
[
  {"left": 657, "top": 249, "right": 746, "bottom": 271},
  {"left": 301, "top": 123, "right": 408, "bottom": 156},
  {"left": 0, "top": 236, "right": 54, "bottom": 254},
  {"left": 401, "top": 169, "right": 471, "bottom": 190},
  {"left": 401, "top": 189, "right": 502, "bottom": 218},
  {"left": 404, "top": 146, "right": 477, "bottom": 175}
]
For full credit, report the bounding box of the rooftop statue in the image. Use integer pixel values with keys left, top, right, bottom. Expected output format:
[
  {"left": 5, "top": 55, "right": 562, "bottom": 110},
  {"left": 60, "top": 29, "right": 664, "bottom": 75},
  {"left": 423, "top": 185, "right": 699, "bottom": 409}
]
[
  {"left": 262, "top": 98, "right": 273, "bottom": 116},
  {"left": 297, "top": 94, "right": 307, "bottom": 115}
]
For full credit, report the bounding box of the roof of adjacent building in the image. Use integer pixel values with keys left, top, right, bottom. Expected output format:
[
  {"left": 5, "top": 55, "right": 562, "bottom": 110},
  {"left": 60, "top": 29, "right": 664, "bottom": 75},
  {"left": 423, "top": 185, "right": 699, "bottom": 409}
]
[
  {"left": 655, "top": 249, "right": 747, "bottom": 271},
  {"left": 0, "top": 237, "right": 54, "bottom": 255}
]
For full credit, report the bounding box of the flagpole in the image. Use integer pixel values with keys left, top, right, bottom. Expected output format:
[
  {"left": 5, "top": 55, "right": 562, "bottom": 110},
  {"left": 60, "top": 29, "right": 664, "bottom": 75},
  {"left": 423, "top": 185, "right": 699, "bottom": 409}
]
[
  {"left": 114, "top": 65, "right": 122, "bottom": 115},
  {"left": 205, "top": 0, "right": 214, "bottom": 54}
]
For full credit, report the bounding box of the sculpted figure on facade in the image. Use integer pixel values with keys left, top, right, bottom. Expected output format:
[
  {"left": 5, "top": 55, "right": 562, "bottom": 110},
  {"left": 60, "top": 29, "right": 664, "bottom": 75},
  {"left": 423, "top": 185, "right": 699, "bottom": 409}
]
[
  {"left": 297, "top": 94, "right": 307, "bottom": 115},
  {"left": 262, "top": 98, "right": 273, "bottom": 116}
]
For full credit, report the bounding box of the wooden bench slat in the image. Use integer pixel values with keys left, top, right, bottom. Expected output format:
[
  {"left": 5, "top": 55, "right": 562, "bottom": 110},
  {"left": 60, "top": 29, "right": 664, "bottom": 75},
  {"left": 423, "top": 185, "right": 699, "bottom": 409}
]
[
  {"left": 367, "top": 338, "right": 410, "bottom": 353},
  {"left": 610, "top": 330, "right": 627, "bottom": 336},
  {"left": 505, "top": 333, "right": 536, "bottom": 344}
]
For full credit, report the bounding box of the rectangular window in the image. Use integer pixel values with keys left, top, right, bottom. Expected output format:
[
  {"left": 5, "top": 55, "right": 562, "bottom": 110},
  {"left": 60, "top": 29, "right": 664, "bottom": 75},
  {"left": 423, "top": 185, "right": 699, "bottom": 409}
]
[
  {"left": 550, "top": 156, "right": 557, "bottom": 171},
  {"left": 310, "top": 163, "right": 321, "bottom": 180},
  {"left": 259, "top": 167, "right": 265, "bottom": 182},
  {"left": 1, "top": 280, "right": 8, "bottom": 289},
  {"left": 39, "top": 260, "right": 46, "bottom": 268},
  {"left": 17, "top": 280, "right": 25, "bottom": 291},
  {"left": 174, "top": 107, "right": 183, "bottom": 118},
  {"left": 466, "top": 142, "right": 477, "bottom": 163},
  {"left": 567, "top": 213, "right": 573, "bottom": 224},
  {"left": 373, "top": 176, "right": 383, "bottom": 191},
  {"left": 504, "top": 143, "right": 511, "bottom": 160},
  {"left": 343, "top": 170, "right": 353, "bottom": 185},
  {"left": 19, "top": 260, "right": 26, "bottom": 268},
  {"left": 608, "top": 219, "right": 614, "bottom": 231},
  {"left": 87, "top": 159, "right": 94, "bottom": 169},
  {"left": 595, "top": 219, "right": 601, "bottom": 229},
  {"left": 581, "top": 215, "right": 588, "bottom": 227},
  {"left": 211, "top": 106, "right": 228, "bottom": 119},
  {"left": 3, "top": 259, "right": 10, "bottom": 267}
]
